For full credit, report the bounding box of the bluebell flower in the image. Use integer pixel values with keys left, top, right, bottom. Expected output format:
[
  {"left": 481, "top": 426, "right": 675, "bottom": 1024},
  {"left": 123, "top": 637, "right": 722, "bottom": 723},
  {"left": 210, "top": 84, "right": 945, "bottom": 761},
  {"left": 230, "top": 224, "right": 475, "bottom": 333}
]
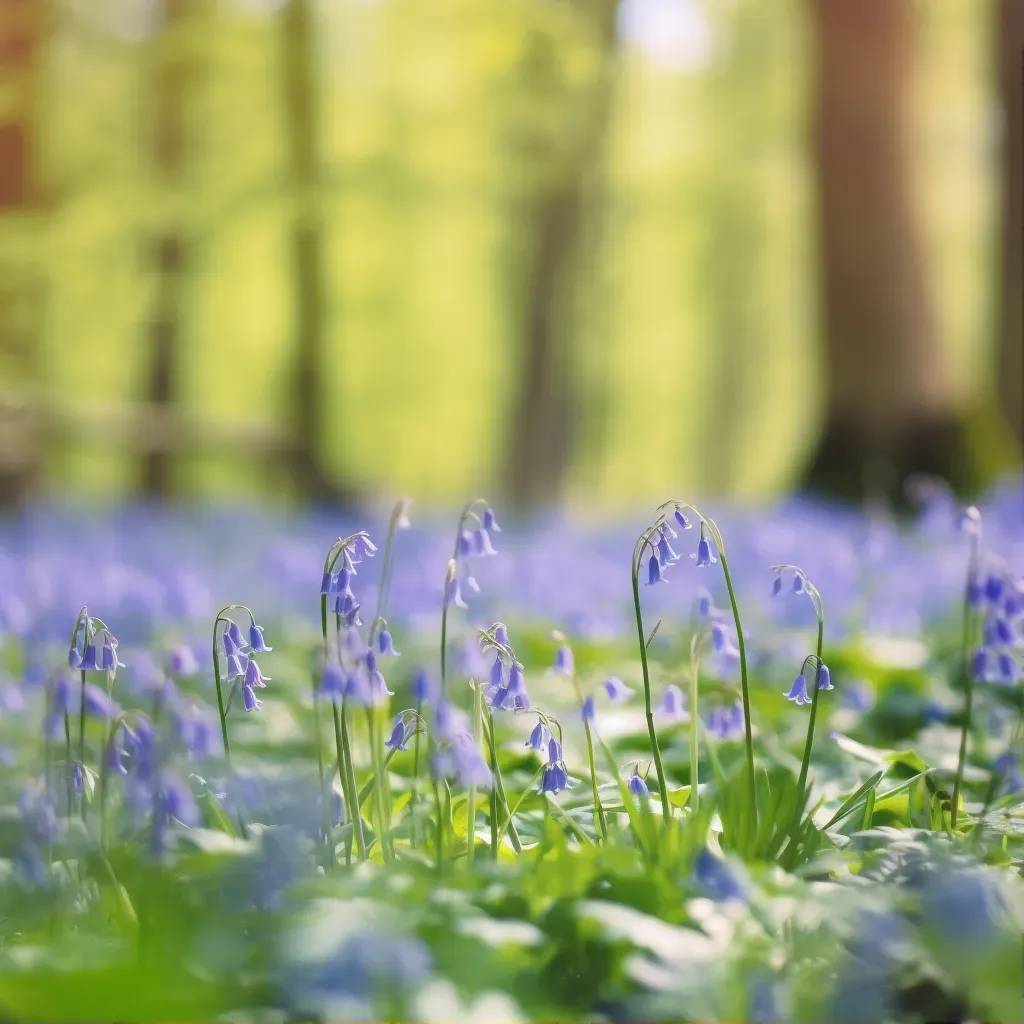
[
  {"left": 792, "top": 573, "right": 804, "bottom": 594},
  {"left": 492, "top": 662, "right": 528, "bottom": 710},
  {"left": 412, "top": 670, "right": 436, "bottom": 704},
  {"left": 320, "top": 571, "right": 332, "bottom": 595},
  {"left": 971, "top": 648, "right": 989, "bottom": 682},
  {"left": 602, "top": 676, "right": 634, "bottom": 703},
  {"left": 473, "top": 527, "right": 497, "bottom": 556},
  {"left": 706, "top": 701, "right": 744, "bottom": 740},
  {"left": 673, "top": 508, "right": 692, "bottom": 530},
  {"left": 101, "top": 635, "right": 125, "bottom": 674},
  {"left": 243, "top": 684, "right": 263, "bottom": 713},
  {"left": 227, "top": 620, "right": 244, "bottom": 649},
  {"left": 628, "top": 772, "right": 649, "bottom": 798},
  {"left": 81, "top": 643, "right": 100, "bottom": 671},
  {"left": 985, "top": 616, "right": 1014, "bottom": 647},
  {"left": 526, "top": 719, "right": 550, "bottom": 751},
  {"left": 174, "top": 706, "right": 215, "bottom": 758},
  {"left": 693, "top": 525, "right": 717, "bottom": 568},
  {"left": 343, "top": 602, "right": 361, "bottom": 628},
  {"left": 169, "top": 645, "right": 199, "bottom": 676},
  {"left": 321, "top": 660, "right": 346, "bottom": 699},
  {"left": 659, "top": 684, "right": 686, "bottom": 722},
  {"left": 817, "top": 663, "right": 833, "bottom": 690},
  {"left": 249, "top": 624, "right": 272, "bottom": 652},
  {"left": 489, "top": 655, "right": 505, "bottom": 690},
  {"left": 151, "top": 774, "right": 198, "bottom": 856},
  {"left": 552, "top": 644, "right": 574, "bottom": 675},
  {"left": 353, "top": 535, "right": 378, "bottom": 559},
  {"left": 482, "top": 507, "right": 500, "bottom": 534},
  {"left": 966, "top": 573, "right": 984, "bottom": 608},
  {"left": 434, "top": 700, "right": 470, "bottom": 742},
  {"left": 657, "top": 531, "right": 678, "bottom": 566},
  {"left": 771, "top": 574, "right": 783, "bottom": 597},
  {"left": 434, "top": 733, "right": 491, "bottom": 789},
  {"left": 694, "top": 847, "right": 745, "bottom": 902},
  {"left": 244, "top": 657, "right": 269, "bottom": 690},
  {"left": 328, "top": 569, "right": 350, "bottom": 597},
  {"left": 711, "top": 622, "right": 727, "bottom": 652},
  {"left": 106, "top": 727, "right": 128, "bottom": 776},
  {"left": 647, "top": 553, "right": 666, "bottom": 585},
  {"left": 83, "top": 683, "right": 119, "bottom": 719},
  {"left": 541, "top": 760, "right": 569, "bottom": 795},
  {"left": 378, "top": 628, "right": 399, "bottom": 656},
  {"left": 68, "top": 645, "right": 82, "bottom": 670},
  {"left": 444, "top": 576, "right": 467, "bottom": 610},
  {"left": 997, "top": 651, "right": 1017, "bottom": 684},
  {"left": 458, "top": 529, "right": 473, "bottom": 558},
  {"left": 225, "top": 652, "right": 245, "bottom": 678},
  {"left": 368, "top": 665, "right": 393, "bottom": 705},
  {"left": 985, "top": 574, "right": 1005, "bottom": 605},
  {"left": 223, "top": 629, "right": 240, "bottom": 657},
  {"left": 493, "top": 624, "right": 509, "bottom": 646},
  {"left": 696, "top": 590, "right": 714, "bottom": 619},
  {"left": 581, "top": 695, "right": 595, "bottom": 722},
  {"left": 784, "top": 672, "right": 810, "bottom": 706},
  {"left": 384, "top": 714, "right": 410, "bottom": 751}
]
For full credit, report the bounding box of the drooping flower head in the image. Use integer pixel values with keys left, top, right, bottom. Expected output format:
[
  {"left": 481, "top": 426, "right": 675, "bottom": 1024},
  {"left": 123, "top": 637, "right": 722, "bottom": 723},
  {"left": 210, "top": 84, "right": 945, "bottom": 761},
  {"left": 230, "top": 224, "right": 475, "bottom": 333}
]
[
  {"left": 659, "top": 685, "right": 687, "bottom": 722},
  {"left": 693, "top": 523, "right": 717, "bottom": 569},
  {"left": 602, "top": 676, "right": 634, "bottom": 703},
  {"left": 628, "top": 770, "right": 650, "bottom": 798}
]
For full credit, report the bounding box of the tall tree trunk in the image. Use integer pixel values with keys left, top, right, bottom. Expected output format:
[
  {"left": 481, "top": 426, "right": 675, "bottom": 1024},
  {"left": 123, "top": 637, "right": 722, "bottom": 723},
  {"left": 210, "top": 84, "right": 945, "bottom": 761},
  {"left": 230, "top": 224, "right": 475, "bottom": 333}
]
[
  {"left": 504, "top": 0, "right": 619, "bottom": 510},
  {"left": 142, "top": 0, "right": 191, "bottom": 499},
  {"left": 281, "top": 0, "right": 350, "bottom": 505},
  {"left": 0, "top": 0, "right": 45, "bottom": 506},
  {"left": 997, "top": 1, "right": 1024, "bottom": 451},
  {"left": 803, "top": 0, "right": 965, "bottom": 503}
]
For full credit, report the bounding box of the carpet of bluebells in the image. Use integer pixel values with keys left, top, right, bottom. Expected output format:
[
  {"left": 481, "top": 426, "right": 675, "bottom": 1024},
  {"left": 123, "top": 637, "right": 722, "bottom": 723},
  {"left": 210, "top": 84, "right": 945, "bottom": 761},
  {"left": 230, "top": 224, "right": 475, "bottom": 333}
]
[{"left": 2, "top": 480, "right": 1024, "bottom": 1022}]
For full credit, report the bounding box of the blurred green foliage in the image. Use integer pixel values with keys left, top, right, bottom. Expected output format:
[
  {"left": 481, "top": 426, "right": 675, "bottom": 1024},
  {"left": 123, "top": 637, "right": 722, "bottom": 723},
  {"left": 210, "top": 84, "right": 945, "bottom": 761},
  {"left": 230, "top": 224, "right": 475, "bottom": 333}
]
[{"left": 2, "top": 0, "right": 995, "bottom": 507}]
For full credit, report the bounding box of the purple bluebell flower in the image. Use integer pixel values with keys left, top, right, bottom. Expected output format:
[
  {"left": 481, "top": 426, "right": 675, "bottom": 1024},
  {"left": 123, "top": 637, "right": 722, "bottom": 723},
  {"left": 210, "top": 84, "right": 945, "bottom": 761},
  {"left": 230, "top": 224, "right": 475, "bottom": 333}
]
[
  {"left": 175, "top": 706, "right": 215, "bottom": 758},
  {"left": 378, "top": 628, "right": 399, "bottom": 656},
  {"left": 506, "top": 662, "right": 529, "bottom": 708},
  {"left": 354, "top": 535, "right": 378, "bottom": 559},
  {"left": 68, "top": 645, "right": 82, "bottom": 670},
  {"left": 458, "top": 529, "right": 474, "bottom": 558},
  {"left": 223, "top": 629, "right": 240, "bottom": 657},
  {"left": 985, "top": 574, "right": 1005, "bottom": 605},
  {"left": 792, "top": 574, "right": 805, "bottom": 594},
  {"left": 321, "top": 660, "right": 346, "bottom": 699},
  {"left": 706, "top": 701, "right": 744, "bottom": 740},
  {"left": 784, "top": 672, "right": 810, "bottom": 706},
  {"left": 329, "top": 568, "right": 351, "bottom": 597},
  {"left": 412, "top": 670, "right": 436, "bottom": 704},
  {"left": 711, "top": 622, "right": 727, "bottom": 653},
  {"left": 368, "top": 666, "right": 393, "bottom": 704},
  {"left": 320, "top": 571, "right": 332, "bottom": 595},
  {"left": 581, "top": 695, "right": 595, "bottom": 722},
  {"left": 526, "top": 719, "right": 550, "bottom": 751},
  {"left": 967, "top": 573, "right": 984, "bottom": 609},
  {"left": 473, "top": 528, "right": 497, "bottom": 556},
  {"left": 657, "top": 530, "right": 678, "bottom": 566},
  {"left": 674, "top": 508, "right": 692, "bottom": 530},
  {"left": 694, "top": 525, "right": 717, "bottom": 568},
  {"left": 493, "top": 624, "right": 509, "bottom": 646},
  {"left": 249, "top": 624, "right": 272, "bottom": 652},
  {"left": 647, "top": 553, "right": 666, "bottom": 586},
  {"left": 771, "top": 574, "right": 783, "bottom": 597},
  {"left": 106, "top": 727, "right": 127, "bottom": 776},
  {"left": 816, "top": 663, "right": 833, "bottom": 691},
  {"left": 81, "top": 643, "right": 100, "bottom": 671},
  {"left": 243, "top": 684, "right": 263, "bottom": 713},
  {"left": 227, "top": 620, "right": 244, "bottom": 649},
  {"left": 602, "top": 676, "right": 634, "bottom": 703},
  {"left": 628, "top": 772, "right": 649, "bottom": 798},
  {"left": 434, "top": 700, "right": 470, "bottom": 742},
  {"left": 997, "top": 652, "right": 1017, "bottom": 684},
  {"left": 244, "top": 657, "right": 269, "bottom": 690},
  {"left": 384, "top": 714, "right": 410, "bottom": 751},
  {"left": 434, "top": 733, "right": 491, "bottom": 789},
  {"left": 694, "top": 847, "right": 745, "bottom": 902},
  {"left": 541, "top": 760, "right": 569, "bottom": 795},
  {"left": 83, "top": 683, "right": 119, "bottom": 719},
  {"left": 169, "top": 645, "right": 199, "bottom": 676},
  {"left": 482, "top": 507, "right": 500, "bottom": 534},
  {"left": 101, "top": 635, "right": 125, "bottom": 673},
  {"left": 972, "top": 648, "right": 989, "bottom": 682},
  {"left": 225, "top": 652, "right": 245, "bottom": 678},
  {"left": 553, "top": 644, "right": 574, "bottom": 675},
  {"left": 696, "top": 590, "right": 714, "bottom": 619},
  {"left": 444, "top": 576, "right": 467, "bottom": 610},
  {"left": 985, "top": 616, "right": 1015, "bottom": 647},
  {"left": 659, "top": 684, "right": 686, "bottom": 722},
  {"left": 489, "top": 655, "right": 505, "bottom": 692}
]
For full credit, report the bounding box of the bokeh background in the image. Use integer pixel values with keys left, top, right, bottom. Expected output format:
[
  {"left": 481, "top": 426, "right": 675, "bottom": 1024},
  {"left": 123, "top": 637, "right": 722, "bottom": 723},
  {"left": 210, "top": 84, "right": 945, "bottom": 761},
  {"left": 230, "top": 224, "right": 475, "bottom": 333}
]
[{"left": 0, "top": 0, "right": 1021, "bottom": 514}]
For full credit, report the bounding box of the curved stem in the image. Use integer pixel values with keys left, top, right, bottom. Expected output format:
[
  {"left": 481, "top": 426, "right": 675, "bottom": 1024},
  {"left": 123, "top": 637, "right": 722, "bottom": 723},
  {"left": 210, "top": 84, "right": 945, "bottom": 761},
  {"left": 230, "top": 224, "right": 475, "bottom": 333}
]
[
  {"left": 211, "top": 619, "right": 231, "bottom": 761},
  {"left": 795, "top": 617, "right": 825, "bottom": 799},
  {"left": 951, "top": 531, "right": 980, "bottom": 832},
  {"left": 631, "top": 556, "right": 670, "bottom": 825}
]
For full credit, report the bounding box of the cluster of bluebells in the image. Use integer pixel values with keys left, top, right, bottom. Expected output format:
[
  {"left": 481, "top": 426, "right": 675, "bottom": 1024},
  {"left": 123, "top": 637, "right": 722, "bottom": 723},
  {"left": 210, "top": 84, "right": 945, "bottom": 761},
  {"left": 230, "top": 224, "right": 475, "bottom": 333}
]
[
  {"left": 645, "top": 506, "right": 719, "bottom": 586},
  {"left": 431, "top": 695, "right": 491, "bottom": 789},
  {"left": 482, "top": 623, "right": 530, "bottom": 712},
  {"left": 783, "top": 658, "right": 833, "bottom": 707},
  {"left": 220, "top": 615, "right": 274, "bottom": 714},
  {"left": 968, "top": 562, "right": 1024, "bottom": 687},
  {"left": 445, "top": 506, "right": 500, "bottom": 610},
  {"left": 319, "top": 536, "right": 399, "bottom": 708}
]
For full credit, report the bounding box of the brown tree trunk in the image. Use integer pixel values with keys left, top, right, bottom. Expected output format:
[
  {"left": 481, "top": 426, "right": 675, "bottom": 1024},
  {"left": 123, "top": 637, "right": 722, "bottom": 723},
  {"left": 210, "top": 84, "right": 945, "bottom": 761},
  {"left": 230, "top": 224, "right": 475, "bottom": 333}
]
[
  {"left": 0, "top": 0, "right": 45, "bottom": 506},
  {"left": 804, "top": 0, "right": 965, "bottom": 503},
  {"left": 142, "top": 0, "right": 191, "bottom": 499},
  {"left": 997, "top": 1, "right": 1024, "bottom": 451},
  {"left": 504, "top": 0, "right": 619, "bottom": 511},
  {"left": 281, "top": 0, "right": 352, "bottom": 505}
]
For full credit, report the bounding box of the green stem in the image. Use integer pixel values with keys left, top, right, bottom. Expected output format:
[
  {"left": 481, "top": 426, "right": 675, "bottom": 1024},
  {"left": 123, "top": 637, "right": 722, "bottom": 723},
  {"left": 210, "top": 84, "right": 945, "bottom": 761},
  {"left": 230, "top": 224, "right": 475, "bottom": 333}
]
[
  {"left": 78, "top": 667, "right": 86, "bottom": 819},
  {"left": 583, "top": 720, "right": 608, "bottom": 842},
  {"left": 631, "top": 557, "right": 670, "bottom": 825},
  {"left": 212, "top": 622, "right": 231, "bottom": 761},
  {"left": 495, "top": 766, "right": 546, "bottom": 847},
  {"left": 795, "top": 617, "right": 825, "bottom": 799},
  {"left": 689, "top": 636, "right": 701, "bottom": 814},
  {"left": 713, "top": 540, "right": 757, "bottom": 828},
  {"left": 951, "top": 532, "right": 980, "bottom": 832},
  {"left": 366, "top": 706, "right": 390, "bottom": 862},
  {"left": 411, "top": 699, "right": 422, "bottom": 848},
  {"left": 98, "top": 717, "right": 114, "bottom": 850},
  {"left": 483, "top": 708, "right": 522, "bottom": 854},
  {"left": 334, "top": 700, "right": 365, "bottom": 861},
  {"left": 467, "top": 684, "right": 481, "bottom": 865},
  {"left": 63, "top": 712, "right": 72, "bottom": 818}
]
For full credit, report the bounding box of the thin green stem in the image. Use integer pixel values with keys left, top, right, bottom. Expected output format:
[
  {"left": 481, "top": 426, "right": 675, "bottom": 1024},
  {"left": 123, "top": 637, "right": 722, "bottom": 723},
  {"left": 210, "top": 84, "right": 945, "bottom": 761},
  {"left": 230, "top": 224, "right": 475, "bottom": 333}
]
[
  {"left": 631, "top": 553, "right": 670, "bottom": 825},
  {"left": 795, "top": 618, "right": 825, "bottom": 799},
  {"left": 483, "top": 707, "right": 523, "bottom": 854},
  {"left": 311, "top": 679, "right": 335, "bottom": 869},
  {"left": 951, "top": 531, "right": 980, "bottom": 832},
  {"left": 583, "top": 720, "right": 608, "bottom": 842},
  {"left": 78, "top": 666, "right": 86, "bottom": 819},
  {"left": 334, "top": 700, "right": 365, "bottom": 861},
  {"left": 411, "top": 698, "right": 422, "bottom": 848},
  {"left": 689, "top": 634, "right": 701, "bottom": 814},
  {"left": 467, "top": 683, "right": 481, "bottom": 865},
  {"left": 212, "top": 624, "right": 231, "bottom": 761},
  {"left": 366, "top": 706, "right": 390, "bottom": 862},
  {"left": 63, "top": 712, "right": 72, "bottom": 818}
]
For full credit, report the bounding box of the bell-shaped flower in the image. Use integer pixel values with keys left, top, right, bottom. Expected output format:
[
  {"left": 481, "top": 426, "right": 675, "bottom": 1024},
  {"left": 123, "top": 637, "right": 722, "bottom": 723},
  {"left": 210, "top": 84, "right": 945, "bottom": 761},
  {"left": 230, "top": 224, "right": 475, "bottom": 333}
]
[
  {"left": 816, "top": 663, "right": 833, "bottom": 691},
  {"left": 80, "top": 643, "right": 100, "bottom": 671},
  {"left": 674, "top": 508, "right": 692, "bottom": 530},
  {"left": 249, "top": 624, "right": 272, "bottom": 653},
  {"left": 482, "top": 507, "right": 500, "bottom": 534},
  {"left": 384, "top": 714, "right": 410, "bottom": 751},
  {"left": 657, "top": 531, "right": 679, "bottom": 566},
  {"left": 647, "top": 554, "right": 666, "bottom": 586},
  {"left": 474, "top": 528, "right": 497, "bottom": 557},
  {"left": 68, "top": 646, "right": 82, "bottom": 670},
  {"left": 552, "top": 644, "right": 574, "bottom": 675},
  {"left": 526, "top": 719, "right": 550, "bottom": 751},
  {"left": 659, "top": 685, "right": 687, "bottom": 722},
  {"left": 227, "top": 621, "right": 245, "bottom": 649},
  {"left": 784, "top": 672, "right": 811, "bottom": 706},
  {"left": 225, "top": 652, "right": 245, "bottom": 678},
  {"left": 581, "top": 695, "right": 595, "bottom": 723},
  {"left": 602, "top": 676, "right": 634, "bottom": 703},
  {"left": 693, "top": 526, "right": 717, "bottom": 568},
  {"left": 378, "top": 628, "right": 400, "bottom": 657},
  {"left": 628, "top": 772, "right": 650, "bottom": 798},
  {"left": 242, "top": 684, "right": 263, "bottom": 713},
  {"left": 244, "top": 657, "right": 269, "bottom": 690}
]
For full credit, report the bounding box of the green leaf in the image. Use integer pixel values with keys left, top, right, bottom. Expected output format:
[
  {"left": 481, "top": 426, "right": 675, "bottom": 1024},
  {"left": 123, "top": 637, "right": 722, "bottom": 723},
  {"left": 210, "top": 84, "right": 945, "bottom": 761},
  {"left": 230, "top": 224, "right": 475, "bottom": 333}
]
[
  {"left": 823, "top": 770, "right": 885, "bottom": 830},
  {"left": 645, "top": 620, "right": 662, "bottom": 650}
]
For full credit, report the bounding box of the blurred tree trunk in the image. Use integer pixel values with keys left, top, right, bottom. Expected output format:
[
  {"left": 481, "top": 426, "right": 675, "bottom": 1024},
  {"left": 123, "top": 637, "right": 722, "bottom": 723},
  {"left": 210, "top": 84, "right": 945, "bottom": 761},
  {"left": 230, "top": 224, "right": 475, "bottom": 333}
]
[
  {"left": 0, "top": 0, "right": 45, "bottom": 506},
  {"left": 142, "top": 0, "right": 192, "bottom": 499},
  {"left": 504, "top": 0, "right": 620, "bottom": 510},
  {"left": 997, "top": 0, "right": 1024, "bottom": 450},
  {"left": 281, "top": 0, "right": 351, "bottom": 505},
  {"left": 803, "top": 0, "right": 966, "bottom": 502}
]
